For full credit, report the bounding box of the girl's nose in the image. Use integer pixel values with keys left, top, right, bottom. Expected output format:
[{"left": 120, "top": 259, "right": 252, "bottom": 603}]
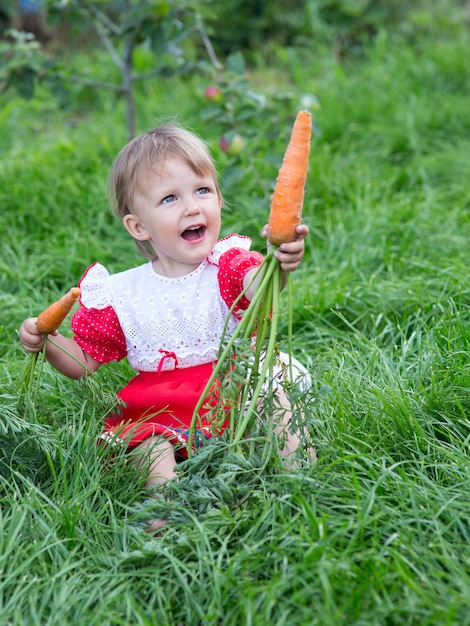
[{"left": 185, "top": 202, "right": 201, "bottom": 216}]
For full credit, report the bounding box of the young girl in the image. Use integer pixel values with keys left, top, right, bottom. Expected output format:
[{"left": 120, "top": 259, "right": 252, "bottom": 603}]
[{"left": 19, "top": 123, "right": 311, "bottom": 530}]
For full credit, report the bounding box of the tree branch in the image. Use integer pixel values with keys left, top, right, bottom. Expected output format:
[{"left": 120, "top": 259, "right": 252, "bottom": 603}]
[
  {"left": 195, "top": 22, "right": 223, "bottom": 71},
  {"left": 77, "top": 0, "right": 124, "bottom": 70},
  {"left": 77, "top": 0, "right": 121, "bottom": 36},
  {"left": 60, "top": 75, "right": 124, "bottom": 92}
]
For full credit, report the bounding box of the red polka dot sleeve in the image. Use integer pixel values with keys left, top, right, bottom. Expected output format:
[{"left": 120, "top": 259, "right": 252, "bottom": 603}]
[
  {"left": 71, "top": 305, "right": 127, "bottom": 364},
  {"left": 218, "top": 247, "right": 264, "bottom": 316}
]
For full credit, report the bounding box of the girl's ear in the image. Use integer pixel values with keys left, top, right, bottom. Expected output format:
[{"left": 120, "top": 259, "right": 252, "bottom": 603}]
[{"left": 123, "top": 214, "right": 150, "bottom": 241}]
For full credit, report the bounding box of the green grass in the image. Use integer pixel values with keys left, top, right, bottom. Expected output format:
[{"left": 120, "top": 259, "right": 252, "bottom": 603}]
[{"left": 2, "top": 9, "right": 470, "bottom": 624}]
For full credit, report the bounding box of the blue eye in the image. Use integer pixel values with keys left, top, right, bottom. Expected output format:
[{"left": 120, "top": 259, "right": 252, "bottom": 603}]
[
  {"left": 196, "top": 187, "right": 209, "bottom": 196},
  {"left": 162, "top": 194, "right": 177, "bottom": 204}
]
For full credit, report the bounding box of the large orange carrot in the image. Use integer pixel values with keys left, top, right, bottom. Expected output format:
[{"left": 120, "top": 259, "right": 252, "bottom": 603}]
[
  {"left": 267, "top": 110, "right": 312, "bottom": 246},
  {"left": 36, "top": 287, "right": 81, "bottom": 334}
]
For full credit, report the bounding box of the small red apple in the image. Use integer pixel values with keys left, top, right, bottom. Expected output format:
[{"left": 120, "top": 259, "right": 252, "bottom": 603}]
[
  {"left": 219, "top": 133, "right": 245, "bottom": 156},
  {"left": 219, "top": 135, "right": 230, "bottom": 152},
  {"left": 204, "top": 85, "right": 222, "bottom": 102}
]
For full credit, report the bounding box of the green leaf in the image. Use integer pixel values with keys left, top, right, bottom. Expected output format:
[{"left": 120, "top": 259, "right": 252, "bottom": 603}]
[
  {"left": 6, "top": 66, "right": 37, "bottom": 99},
  {"left": 226, "top": 51, "right": 245, "bottom": 75}
]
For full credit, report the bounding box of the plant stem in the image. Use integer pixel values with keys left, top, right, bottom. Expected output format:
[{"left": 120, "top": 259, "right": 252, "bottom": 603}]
[
  {"left": 187, "top": 253, "right": 284, "bottom": 457},
  {"left": 232, "top": 262, "right": 281, "bottom": 444}
]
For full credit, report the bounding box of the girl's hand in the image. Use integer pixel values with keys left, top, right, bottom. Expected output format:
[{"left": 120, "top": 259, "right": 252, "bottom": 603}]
[
  {"left": 19, "top": 318, "right": 57, "bottom": 354},
  {"left": 262, "top": 224, "right": 309, "bottom": 273}
]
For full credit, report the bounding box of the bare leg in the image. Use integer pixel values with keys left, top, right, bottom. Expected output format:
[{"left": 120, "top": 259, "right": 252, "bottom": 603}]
[
  {"left": 137, "top": 435, "right": 177, "bottom": 488},
  {"left": 274, "top": 388, "right": 316, "bottom": 468},
  {"left": 130, "top": 436, "right": 177, "bottom": 532}
]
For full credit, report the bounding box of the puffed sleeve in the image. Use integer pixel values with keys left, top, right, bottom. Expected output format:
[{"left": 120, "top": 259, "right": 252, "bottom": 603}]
[
  {"left": 218, "top": 247, "right": 264, "bottom": 315},
  {"left": 71, "top": 263, "right": 127, "bottom": 364}
]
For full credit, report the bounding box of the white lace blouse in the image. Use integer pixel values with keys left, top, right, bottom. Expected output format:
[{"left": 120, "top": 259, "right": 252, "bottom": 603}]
[{"left": 71, "top": 234, "right": 264, "bottom": 372}]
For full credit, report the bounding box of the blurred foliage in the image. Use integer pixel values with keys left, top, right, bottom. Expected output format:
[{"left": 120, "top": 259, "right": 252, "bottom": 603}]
[
  {"left": 203, "top": 0, "right": 307, "bottom": 54},
  {"left": 1, "top": 0, "right": 464, "bottom": 107},
  {"left": 308, "top": 0, "right": 467, "bottom": 57},
  {"left": 0, "top": 0, "right": 216, "bottom": 138},
  {"left": 203, "top": 0, "right": 466, "bottom": 58},
  {"left": 0, "top": 0, "right": 465, "bottom": 144},
  {"left": 200, "top": 50, "right": 320, "bottom": 150},
  {"left": 0, "top": 28, "right": 51, "bottom": 98}
]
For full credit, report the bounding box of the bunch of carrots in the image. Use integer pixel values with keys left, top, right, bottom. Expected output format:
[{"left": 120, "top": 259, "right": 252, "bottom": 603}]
[{"left": 188, "top": 109, "right": 312, "bottom": 456}]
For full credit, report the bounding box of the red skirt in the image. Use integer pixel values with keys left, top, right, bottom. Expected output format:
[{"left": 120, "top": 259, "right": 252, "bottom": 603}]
[{"left": 101, "top": 362, "right": 227, "bottom": 454}]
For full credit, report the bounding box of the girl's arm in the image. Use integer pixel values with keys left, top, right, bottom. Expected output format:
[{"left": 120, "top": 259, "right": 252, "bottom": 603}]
[
  {"left": 243, "top": 223, "right": 309, "bottom": 301},
  {"left": 19, "top": 318, "right": 102, "bottom": 379}
]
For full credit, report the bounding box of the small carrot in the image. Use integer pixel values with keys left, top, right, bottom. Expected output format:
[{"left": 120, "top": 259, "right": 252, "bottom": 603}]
[
  {"left": 36, "top": 287, "right": 81, "bottom": 335},
  {"left": 267, "top": 110, "right": 312, "bottom": 247}
]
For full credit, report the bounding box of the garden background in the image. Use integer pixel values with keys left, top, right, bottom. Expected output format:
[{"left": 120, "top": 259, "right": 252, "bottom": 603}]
[{"left": 1, "top": 1, "right": 470, "bottom": 624}]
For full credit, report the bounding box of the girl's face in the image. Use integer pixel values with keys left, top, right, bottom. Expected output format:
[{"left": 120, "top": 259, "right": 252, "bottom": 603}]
[{"left": 123, "top": 159, "right": 222, "bottom": 277}]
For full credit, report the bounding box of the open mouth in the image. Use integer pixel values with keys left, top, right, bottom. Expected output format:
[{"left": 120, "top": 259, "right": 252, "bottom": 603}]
[{"left": 181, "top": 225, "right": 206, "bottom": 241}]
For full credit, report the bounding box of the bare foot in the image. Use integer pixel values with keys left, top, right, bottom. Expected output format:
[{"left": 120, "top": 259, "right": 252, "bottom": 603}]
[{"left": 145, "top": 518, "right": 169, "bottom": 534}]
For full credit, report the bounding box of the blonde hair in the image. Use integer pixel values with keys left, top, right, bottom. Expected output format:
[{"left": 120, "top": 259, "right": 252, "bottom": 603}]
[{"left": 109, "top": 123, "right": 222, "bottom": 259}]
